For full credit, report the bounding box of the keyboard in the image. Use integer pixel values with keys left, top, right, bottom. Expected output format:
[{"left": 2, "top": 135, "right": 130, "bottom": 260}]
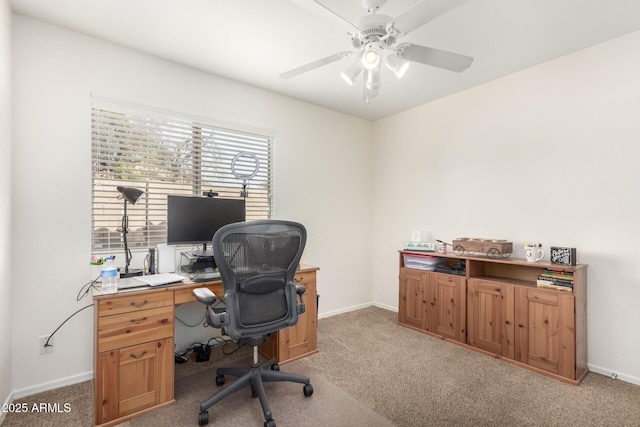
[{"left": 134, "top": 273, "right": 186, "bottom": 287}]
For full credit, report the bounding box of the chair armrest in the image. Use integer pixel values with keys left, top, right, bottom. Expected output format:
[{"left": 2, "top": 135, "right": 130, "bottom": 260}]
[
  {"left": 192, "top": 287, "right": 217, "bottom": 306},
  {"left": 295, "top": 284, "right": 306, "bottom": 314}
]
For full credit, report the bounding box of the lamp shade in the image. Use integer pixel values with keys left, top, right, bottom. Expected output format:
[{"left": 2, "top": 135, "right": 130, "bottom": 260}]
[
  {"left": 117, "top": 186, "right": 144, "bottom": 205},
  {"left": 340, "top": 56, "right": 363, "bottom": 86},
  {"left": 385, "top": 54, "right": 410, "bottom": 78}
]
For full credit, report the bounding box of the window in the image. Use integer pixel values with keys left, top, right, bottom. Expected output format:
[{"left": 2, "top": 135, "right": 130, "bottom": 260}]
[{"left": 91, "top": 100, "right": 273, "bottom": 253}]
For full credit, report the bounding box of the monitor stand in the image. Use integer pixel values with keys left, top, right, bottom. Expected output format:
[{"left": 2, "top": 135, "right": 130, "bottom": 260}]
[
  {"left": 190, "top": 249, "right": 214, "bottom": 258},
  {"left": 191, "top": 243, "right": 214, "bottom": 258}
]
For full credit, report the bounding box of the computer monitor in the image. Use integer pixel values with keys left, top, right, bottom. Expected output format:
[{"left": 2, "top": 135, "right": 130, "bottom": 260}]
[{"left": 167, "top": 195, "right": 246, "bottom": 256}]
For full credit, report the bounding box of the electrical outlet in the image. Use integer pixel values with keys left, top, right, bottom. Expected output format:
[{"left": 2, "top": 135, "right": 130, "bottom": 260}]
[{"left": 39, "top": 335, "right": 54, "bottom": 355}]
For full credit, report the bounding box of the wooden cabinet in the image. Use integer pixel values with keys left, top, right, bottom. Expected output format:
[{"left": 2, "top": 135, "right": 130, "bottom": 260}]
[
  {"left": 94, "top": 290, "right": 175, "bottom": 426},
  {"left": 260, "top": 269, "right": 319, "bottom": 363},
  {"left": 398, "top": 266, "right": 466, "bottom": 343},
  {"left": 398, "top": 251, "right": 587, "bottom": 385}
]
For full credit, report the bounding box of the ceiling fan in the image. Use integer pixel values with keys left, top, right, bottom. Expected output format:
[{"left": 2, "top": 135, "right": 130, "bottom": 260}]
[{"left": 281, "top": 0, "right": 474, "bottom": 102}]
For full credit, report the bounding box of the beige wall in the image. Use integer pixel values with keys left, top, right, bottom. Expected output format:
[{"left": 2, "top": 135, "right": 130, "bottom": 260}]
[
  {"left": 371, "top": 29, "right": 640, "bottom": 385},
  {"left": 0, "top": 0, "right": 12, "bottom": 414}
]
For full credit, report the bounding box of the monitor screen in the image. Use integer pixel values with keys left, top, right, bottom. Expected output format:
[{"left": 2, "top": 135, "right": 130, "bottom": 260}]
[{"left": 167, "top": 195, "right": 246, "bottom": 249}]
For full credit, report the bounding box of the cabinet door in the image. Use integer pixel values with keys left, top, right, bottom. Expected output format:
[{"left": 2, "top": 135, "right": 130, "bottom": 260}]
[
  {"left": 399, "top": 268, "right": 428, "bottom": 330},
  {"left": 467, "top": 279, "right": 514, "bottom": 358},
  {"left": 261, "top": 272, "right": 318, "bottom": 363},
  {"left": 432, "top": 274, "right": 466, "bottom": 342},
  {"left": 515, "top": 288, "right": 575, "bottom": 379},
  {"left": 118, "top": 338, "right": 173, "bottom": 417},
  {"left": 283, "top": 275, "right": 317, "bottom": 361}
]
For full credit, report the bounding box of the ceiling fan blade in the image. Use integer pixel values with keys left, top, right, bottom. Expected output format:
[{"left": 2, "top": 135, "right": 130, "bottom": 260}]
[
  {"left": 290, "top": 0, "right": 361, "bottom": 31},
  {"left": 400, "top": 44, "right": 473, "bottom": 72},
  {"left": 280, "top": 51, "right": 352, "bottom": 79},
  {"left": 391, "top": 0, "right": 469, "bottom": 35}
]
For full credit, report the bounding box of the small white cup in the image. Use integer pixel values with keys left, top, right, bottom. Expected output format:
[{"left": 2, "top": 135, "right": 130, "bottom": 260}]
[{"left": 524, "top": 246, "right": 544, "bottom": 263}]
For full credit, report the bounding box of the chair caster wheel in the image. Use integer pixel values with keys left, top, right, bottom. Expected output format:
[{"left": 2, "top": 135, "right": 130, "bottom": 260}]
[
  {"left": 198, "top": 411, "right": 209, "bottom": 426},
  {"left": 264, "top": 419, "right": 276, "bottom": 427},
  {"left": 303, "top": 384, "right": 313, "bottom": 397},
  {"left": 215, "top": 374, "right": 225, "bottom": 386},
  {"left": 270, "top": 363, "right": 280, "bottom": 371}
]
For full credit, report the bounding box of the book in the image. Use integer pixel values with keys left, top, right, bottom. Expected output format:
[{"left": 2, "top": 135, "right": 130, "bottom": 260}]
[
  {"left": 537, "top": 276, "right": 574, "bottom": 286},
  {"left": 540, "top": 270, "right": 574, "bottom": 280},
  {"left": 539, "top": 273, "right": 574, "bottom": 282},
  {"left": 536, "top": 281, "right": 573, "bottom": 292}
]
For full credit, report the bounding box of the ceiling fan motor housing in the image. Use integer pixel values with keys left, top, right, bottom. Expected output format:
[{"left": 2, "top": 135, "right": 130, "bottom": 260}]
[
  {"left": 355, "top": 14, "right": 396, "bottom": 48},
  {"left": 362, "top": 0, "right": 386, "bottom": 13}
]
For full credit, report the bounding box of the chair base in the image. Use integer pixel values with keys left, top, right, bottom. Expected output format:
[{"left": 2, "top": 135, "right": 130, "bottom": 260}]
[{"left": 198, "top": 348, "right": 313, "bottom": 426}]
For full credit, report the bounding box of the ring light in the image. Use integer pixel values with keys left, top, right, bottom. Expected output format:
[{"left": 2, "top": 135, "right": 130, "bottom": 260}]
[{"left": 231, "top": 151, "right": 260, "bottom": 182}]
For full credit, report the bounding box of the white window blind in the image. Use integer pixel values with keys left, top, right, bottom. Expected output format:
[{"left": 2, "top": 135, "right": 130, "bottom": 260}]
[{"left": 91, "top": 100, "right": 273, "bottom": 252}]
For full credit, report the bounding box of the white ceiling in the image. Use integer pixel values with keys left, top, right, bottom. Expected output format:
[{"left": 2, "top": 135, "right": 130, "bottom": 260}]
[{"left": 10, "top": 0, "right": 640, "bottom": 120}]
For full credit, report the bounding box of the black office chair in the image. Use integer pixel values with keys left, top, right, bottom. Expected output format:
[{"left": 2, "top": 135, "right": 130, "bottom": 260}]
[{"left": 192, "top": 220, "right": 313, "bottom": 427}]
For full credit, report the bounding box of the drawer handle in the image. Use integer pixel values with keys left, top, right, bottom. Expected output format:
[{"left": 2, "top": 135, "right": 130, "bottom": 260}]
[
  {"left": 131, "top": 299, "right": 148, "bottom": 308},
  {"left": 129, "top": 350, "right": 148, "bottom": 360},
  {"left": 130, "top": 316, "right": 148, "bottom": 323},
  {"left": 294, "top": 277, "right": 302, "bottom": 283}
]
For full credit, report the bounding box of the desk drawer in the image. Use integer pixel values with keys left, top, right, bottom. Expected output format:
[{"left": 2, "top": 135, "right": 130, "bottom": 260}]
[
  {"left": 98, "top": 306, "right": 173, "bottom": 353},
  {"left": 294, "top": 271, "right": 315, "bottom": 285},
  {"left": 97, "top": 291, "right": 173, "bottom": 317},
  {"left": 174, "top": 283, "right": 223, "bottom": 305}
]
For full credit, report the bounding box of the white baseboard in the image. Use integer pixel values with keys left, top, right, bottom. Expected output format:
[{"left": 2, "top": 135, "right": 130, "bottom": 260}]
[
  {"left": 318, "top": 302, "right": 373, "bottom": 319},
  {"left": 0, "top": 391, "right": 10, "bottom": 425},
  {"left": 372, "top": 302, "right": 397, "bottom": 312},
  {"left": 317, "top": 301, "right": 397, "bottom": 320},
  {"left": 588, "top": 363, "right": 640, "bottom": 386},
  {"left": 11, "top": 371, "right": 93, "bottom": 400}
]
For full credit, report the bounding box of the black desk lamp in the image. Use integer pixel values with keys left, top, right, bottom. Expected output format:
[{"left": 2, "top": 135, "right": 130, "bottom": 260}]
[{"left": 117, "top": 186, "right": 144, "bottom": 278}]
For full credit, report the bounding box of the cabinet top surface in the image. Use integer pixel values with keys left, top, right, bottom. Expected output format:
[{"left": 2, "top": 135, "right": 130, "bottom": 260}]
[{"left": 399, "top": 250, "right": 587, "bottom": 270}]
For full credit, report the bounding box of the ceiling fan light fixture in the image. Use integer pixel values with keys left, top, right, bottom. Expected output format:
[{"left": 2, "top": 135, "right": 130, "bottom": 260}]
[
  {"left": 362, "top": 46, "right": 380, "bottom": 70},
  {"left": 385, "top": 54, "right": 410, "bottom": 78},
  {"left": 366, "top": 64, "right": 381, "bottom": 90},
  {"left": 340, "top": 56, "right": 363, "bottom": 85}
]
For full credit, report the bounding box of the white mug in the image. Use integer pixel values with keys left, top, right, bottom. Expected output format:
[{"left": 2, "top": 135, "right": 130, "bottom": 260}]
[{"left": 524, "top": 246, "right": 544, "bottom": 263}]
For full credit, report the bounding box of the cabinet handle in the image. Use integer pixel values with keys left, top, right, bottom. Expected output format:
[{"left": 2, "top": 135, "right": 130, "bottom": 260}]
[
  {"left": 131, "top": 299, "right": 148, "bottom": 308},
  {"left": 130, "top": 316, "right": 148, "bottom": 323},
  {"left": 129, "top": 350, "right": 148, "bottom": 360}
]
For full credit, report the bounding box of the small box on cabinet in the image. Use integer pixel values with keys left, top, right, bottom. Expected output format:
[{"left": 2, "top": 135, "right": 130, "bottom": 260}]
[{"left": 550, "top": 246, "right": 577, "bottom": 266}]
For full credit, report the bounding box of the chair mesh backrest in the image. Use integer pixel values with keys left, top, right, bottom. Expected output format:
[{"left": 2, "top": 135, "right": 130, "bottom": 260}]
[{"left": 213, "top": 220, "right": 306, "bottom": 337}]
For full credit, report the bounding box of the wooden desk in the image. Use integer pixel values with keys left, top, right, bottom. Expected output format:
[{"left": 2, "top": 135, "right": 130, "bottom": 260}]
[{"left": 93, "top": 266, "right": 318, "bottom": 427}]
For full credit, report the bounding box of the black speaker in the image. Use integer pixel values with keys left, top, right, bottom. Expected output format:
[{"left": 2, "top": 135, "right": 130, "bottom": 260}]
[{"left": 148, "top": 248, "right": 156, "bottom": 274}]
